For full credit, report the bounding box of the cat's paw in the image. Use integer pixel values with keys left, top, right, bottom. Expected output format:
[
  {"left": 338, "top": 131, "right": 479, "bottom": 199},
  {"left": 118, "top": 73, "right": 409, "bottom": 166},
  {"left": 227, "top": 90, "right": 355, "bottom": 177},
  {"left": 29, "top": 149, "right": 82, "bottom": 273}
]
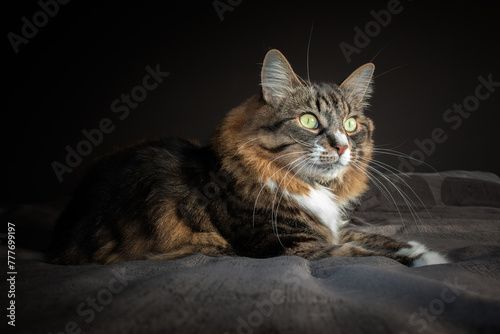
[{"left": 396, "top": 241, "right": 449, "bottom": 267}]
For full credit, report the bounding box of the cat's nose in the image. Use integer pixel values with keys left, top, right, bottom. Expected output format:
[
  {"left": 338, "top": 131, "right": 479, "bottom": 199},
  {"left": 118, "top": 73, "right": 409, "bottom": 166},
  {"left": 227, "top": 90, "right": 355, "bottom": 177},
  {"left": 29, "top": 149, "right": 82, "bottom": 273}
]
[{"left": 334, "top": 145, "right": 348, "bottom": 156}]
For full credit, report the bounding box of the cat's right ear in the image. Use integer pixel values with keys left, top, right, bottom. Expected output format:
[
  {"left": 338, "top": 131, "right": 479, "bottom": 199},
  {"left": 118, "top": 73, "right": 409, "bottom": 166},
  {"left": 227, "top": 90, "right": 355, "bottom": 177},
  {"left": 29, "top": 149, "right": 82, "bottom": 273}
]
[{"left": 261, "top": 49, "right": 302, "bottom": 109}]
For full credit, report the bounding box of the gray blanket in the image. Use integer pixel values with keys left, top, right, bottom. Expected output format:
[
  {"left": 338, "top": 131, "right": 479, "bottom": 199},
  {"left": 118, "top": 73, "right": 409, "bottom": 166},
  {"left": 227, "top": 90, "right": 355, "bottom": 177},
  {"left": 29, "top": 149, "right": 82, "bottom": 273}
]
[{"left": 3, "top": 171, "right": 500, "bottom": 334}]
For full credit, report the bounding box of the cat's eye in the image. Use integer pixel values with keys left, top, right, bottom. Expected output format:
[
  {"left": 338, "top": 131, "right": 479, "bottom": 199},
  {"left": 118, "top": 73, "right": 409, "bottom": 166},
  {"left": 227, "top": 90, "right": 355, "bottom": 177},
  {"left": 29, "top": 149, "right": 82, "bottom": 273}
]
[
  {"left": 344, "top": 117, "right": 357, "bottom": 132},
  {"left": 299, "top": 114, "right": 319, "bottom": 130}
]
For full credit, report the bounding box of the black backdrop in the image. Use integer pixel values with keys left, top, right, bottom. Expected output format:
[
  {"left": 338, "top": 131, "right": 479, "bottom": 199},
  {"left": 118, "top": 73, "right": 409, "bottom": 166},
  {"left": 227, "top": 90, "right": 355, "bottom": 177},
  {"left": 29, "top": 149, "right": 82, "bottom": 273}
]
[{"left": 4, "top": 0, "right": 500, "bottom": 204}]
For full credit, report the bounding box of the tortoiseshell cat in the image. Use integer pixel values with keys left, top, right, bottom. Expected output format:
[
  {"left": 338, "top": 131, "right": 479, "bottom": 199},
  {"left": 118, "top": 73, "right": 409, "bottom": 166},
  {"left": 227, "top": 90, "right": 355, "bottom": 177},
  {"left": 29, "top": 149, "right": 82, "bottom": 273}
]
[{"left": 48, "top": 50, "right": 448, "bottom": 267}]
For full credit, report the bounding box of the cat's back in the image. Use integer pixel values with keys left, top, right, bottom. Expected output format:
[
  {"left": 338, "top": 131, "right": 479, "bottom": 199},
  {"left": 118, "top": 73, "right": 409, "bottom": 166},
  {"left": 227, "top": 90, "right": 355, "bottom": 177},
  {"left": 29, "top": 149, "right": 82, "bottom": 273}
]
[
  {"left": 48, "top": 137, "right": 216, "bottom": 264},
  {"left": 71, "top": 137, "right": 209, "bottom": 204}
]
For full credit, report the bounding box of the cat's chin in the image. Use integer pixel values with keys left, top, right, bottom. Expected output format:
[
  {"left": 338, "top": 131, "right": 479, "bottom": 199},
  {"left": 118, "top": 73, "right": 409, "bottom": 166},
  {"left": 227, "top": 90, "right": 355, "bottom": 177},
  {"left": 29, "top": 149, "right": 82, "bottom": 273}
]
[{"left": 305, "top": 162, "right": 349, "bottom": 184}]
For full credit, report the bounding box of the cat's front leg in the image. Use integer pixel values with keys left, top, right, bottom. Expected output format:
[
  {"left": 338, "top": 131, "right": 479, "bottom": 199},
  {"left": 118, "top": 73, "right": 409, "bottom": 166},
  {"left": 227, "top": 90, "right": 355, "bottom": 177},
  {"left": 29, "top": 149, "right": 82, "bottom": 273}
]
[
  {"left": 339, "top": 229, "right": 449, "bottom": 267},
  {"left": 284, "top": 242, "right": 414, "bottom": 266}
]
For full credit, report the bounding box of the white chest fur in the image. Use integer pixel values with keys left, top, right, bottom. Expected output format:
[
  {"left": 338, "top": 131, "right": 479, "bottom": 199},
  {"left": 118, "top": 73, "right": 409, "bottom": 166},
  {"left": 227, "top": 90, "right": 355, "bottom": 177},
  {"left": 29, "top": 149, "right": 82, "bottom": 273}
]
[{"left": 290, "top": 186, "right": 346, "bottom": 240}]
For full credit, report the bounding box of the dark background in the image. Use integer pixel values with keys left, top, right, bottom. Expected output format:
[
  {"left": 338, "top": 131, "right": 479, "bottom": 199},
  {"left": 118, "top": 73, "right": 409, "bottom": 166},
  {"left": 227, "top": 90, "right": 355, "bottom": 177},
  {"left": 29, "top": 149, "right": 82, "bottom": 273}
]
[{"left": 3, "top": 0, "right": 500, "bottom": 204}]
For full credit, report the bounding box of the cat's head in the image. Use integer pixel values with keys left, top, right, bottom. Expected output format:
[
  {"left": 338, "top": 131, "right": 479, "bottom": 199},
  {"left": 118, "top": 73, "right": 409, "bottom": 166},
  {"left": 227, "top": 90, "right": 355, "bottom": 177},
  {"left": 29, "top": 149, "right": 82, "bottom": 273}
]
[{"left": 214, "top": 49, "right": 375, "bottom": 200}]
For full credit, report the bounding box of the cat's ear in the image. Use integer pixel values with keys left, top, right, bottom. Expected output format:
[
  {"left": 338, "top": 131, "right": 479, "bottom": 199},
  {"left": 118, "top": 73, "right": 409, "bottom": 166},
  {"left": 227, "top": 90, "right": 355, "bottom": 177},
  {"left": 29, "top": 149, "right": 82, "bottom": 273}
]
[
  {"left": 261, "top": 49, "right": 302, "bottom": 108},
  {"left": 340, "top": 63, "right": 375, "bottom": 109}
]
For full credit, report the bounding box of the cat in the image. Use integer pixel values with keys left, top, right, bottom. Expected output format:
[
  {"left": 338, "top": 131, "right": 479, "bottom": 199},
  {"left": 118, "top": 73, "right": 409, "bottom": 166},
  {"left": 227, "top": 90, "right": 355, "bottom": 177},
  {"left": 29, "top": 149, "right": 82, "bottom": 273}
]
[{"left": 48, "top": 49, "right": 448, "bottom": 267}]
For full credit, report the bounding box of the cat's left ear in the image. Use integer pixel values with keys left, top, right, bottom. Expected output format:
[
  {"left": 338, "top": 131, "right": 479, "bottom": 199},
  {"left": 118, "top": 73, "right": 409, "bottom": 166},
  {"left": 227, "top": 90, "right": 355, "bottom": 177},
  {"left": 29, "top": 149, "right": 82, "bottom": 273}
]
[
  {"left": 261, "top": 49, "right": 302, "bottom": 108},
  {"left": 340, "top": 63, "right": 375, "bottom": 109}
]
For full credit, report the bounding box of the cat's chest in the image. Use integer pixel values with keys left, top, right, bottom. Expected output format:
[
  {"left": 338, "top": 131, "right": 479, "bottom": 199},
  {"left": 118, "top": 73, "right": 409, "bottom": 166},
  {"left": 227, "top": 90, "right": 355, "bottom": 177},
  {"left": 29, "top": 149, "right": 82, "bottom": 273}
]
[{"left": 289, "top": 186, "right": 346, "bottom": 240}]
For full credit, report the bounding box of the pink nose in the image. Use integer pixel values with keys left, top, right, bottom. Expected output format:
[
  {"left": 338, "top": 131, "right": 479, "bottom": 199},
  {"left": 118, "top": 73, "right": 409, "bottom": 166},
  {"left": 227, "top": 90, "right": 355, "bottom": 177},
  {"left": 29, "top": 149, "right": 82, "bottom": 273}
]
[{"left": 334, "top": 145, "right": 348, "bottom": 156}]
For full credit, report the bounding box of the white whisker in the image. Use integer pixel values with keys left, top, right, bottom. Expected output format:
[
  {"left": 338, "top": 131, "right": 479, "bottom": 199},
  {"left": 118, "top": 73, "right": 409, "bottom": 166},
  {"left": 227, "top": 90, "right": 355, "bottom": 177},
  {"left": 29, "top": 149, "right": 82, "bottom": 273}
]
[
  {"left": 252, "top": 154, "right": 307, "bottom": 228},
  {"left": 357, "top": 155, "right": 432, "bottom": 218},
  {"left": 232, "top": 138, "right": 260, "bottom": 158},
  {"left": 350, "top": 160, "right": 407, "bottom": 233},
  {"left": 290, "top": 135, "right": 316, "bottom": 149},
  {"left": 306, "top": 22, "right": 314, "bottom": 83},
  {"left": 272, "top": 159, "right": 310, "bottom": 239},
  {"left": 270, "top": 157, "right": 308, "bottom": 248},
  {"left": 373, "top": 60, "right": 419, "bottom": 79},
  {"left": 354, "top": 159, "right": 427, "bottom": 233}
]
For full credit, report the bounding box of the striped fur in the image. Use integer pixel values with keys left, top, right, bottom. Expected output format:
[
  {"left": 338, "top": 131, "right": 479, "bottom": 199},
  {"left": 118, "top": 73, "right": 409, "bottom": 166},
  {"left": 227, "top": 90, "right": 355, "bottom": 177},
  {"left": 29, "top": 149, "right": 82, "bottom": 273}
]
[{"left": 48, "top": 50, "right": 447, "bottom": 267}]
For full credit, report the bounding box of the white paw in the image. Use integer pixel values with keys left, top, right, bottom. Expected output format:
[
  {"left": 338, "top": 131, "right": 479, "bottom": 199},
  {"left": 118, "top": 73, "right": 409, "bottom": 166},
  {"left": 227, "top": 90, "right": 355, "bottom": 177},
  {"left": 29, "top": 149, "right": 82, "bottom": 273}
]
[
  {"left": 412, "top": 251, "right": 449, "bottom": 267},
  {"left": 396, "top": 241, "right": 449, "bottom": 267}
]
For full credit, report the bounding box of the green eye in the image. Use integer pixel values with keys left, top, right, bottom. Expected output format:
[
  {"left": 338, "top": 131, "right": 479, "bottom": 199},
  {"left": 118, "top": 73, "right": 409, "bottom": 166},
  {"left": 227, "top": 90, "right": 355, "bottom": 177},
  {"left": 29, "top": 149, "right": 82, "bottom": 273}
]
[
  {"left": 344, "top": 117, "right": 357, "bottom": 132},
  {"left": 299, "top": 114, "right": 318, "bottom": 130}
]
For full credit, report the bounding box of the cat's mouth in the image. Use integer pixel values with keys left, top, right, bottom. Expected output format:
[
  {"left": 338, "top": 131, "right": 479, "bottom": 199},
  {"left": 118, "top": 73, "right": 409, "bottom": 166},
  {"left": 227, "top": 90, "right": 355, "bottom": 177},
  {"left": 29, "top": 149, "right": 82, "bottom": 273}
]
[
  {"left": 310, "top": 150, "right": 351, "bottom": 168},
  {"left": 305, "top": 150, "right": 351, "bottom": 180},
  {"left": 309, "top": 160, "right": 346, "bottom": 172},
  {"left": 306, "top": 159, "right": 349, "bottom": 179},
  {"left": 311, "top": 161, "right": 341, "bottom": 169}
]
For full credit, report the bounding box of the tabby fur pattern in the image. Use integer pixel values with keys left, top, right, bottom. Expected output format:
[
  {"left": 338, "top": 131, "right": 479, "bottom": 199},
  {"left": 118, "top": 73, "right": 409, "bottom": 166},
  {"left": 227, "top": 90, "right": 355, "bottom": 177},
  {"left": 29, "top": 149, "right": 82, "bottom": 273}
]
[{"left": 48, "top": 50, "right": 448, "bottom": 267}]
